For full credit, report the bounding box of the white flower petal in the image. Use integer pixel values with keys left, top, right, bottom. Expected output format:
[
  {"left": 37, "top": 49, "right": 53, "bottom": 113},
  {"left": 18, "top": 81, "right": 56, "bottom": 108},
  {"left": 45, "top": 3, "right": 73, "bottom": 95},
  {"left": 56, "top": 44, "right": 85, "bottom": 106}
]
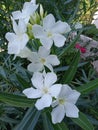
[
  {"left": 44, "top": 72, "right": 57, "bottom": 87},
  {"left": 38, "top": 46, "right": 50, "bottom": 58},
  {"left": 27, "top": 62, "right": 43, "bottom": 72},
  {"left": 59, "top": 85, "right": 80, "bottom": 104},
  {"left": 32, "top": 25, "right": 46, "bottom": 38},
  {"left": 51, "top": 100, "right": 59, "bottom": 107},
  {"left": 8, "top": 41, "right": 20, "bottom": 54},
  {"left": 23, "top": 87, "right": 42, "bottom": 98},
  {"left": 43, "top": 14, "right": 55, "bottom": 30},
  {"left": 67, "top": 90, "right": 80, "bottom": 104},
  {"left": 58, "top": 84, "right": 73, "bottom": 98},
  {"left": 18, "top": 19, "right": 27, "bottom": 33},
  {"left": 17, "top": 47, "right": 32, "bottom": 58},
  {"left": 12, "top": 11, "right": 22, "bottom": 20},
  {"left": 20, "top": 34, "right": 29, "bottom": 49},
  {"left": 6, "top": 20, "right": 28, "bottom": 55},
  {"left": 65, "top": 103, "right": 79, "bottom": 118},
  {"left": 53, "top": 34, "right": 66, "bottom": 47},
  {"left": 52, "top": 21, "right": 71, "bottom": 34},
  {"left": 12, "top": 1, "right": 38, "bottom": 24},
  {"left": 46, "top": 55, "right": 60, "bottom": 65},
  {"left": 23, "top": 2, "right": 38, "bottom": 16},
  {"left": 27, "top": 52, "right": 39, "bottom": 62},
  {"left": 11, "top": 18, "right": 19, "bottom": 34},
  {"left": 5, "top": 32, "right": 16, "bottom": 42},
  {"left": 35, "top": 94, "right": 52, "bottom": 110},
  {"left": 40, "top": 37, "right": 53, "bottom": 49},
  {"left": 51, "top": 105, "right": 65, "bottom": 124},
  {"left": 31, "top": 72, "right": 44, "bottom": 88},
  {"left": 45, "top": 63, "right": 53, "bottom": 71},
  {"left": 31, "top": 0, "right": 36, "bottom": 4},
  {"left": 50, "top": 84, "right": 62, "bottom": 98}
]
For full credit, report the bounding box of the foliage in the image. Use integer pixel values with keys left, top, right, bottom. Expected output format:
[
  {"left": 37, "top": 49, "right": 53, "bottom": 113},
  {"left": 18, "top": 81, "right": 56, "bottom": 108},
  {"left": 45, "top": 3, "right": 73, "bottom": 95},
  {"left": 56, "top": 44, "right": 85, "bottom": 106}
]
[{"left": 0, "top": 0, "right": 98, "bottom": 130}]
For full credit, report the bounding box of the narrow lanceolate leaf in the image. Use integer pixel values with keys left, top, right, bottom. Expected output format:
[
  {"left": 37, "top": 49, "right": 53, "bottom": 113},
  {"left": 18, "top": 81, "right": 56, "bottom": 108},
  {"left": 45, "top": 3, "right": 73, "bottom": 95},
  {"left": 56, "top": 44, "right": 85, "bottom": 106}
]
[
  {"left": 42, "top": 113, "right": 54, "bottom": 130},
  {"left": 59, "top": 30, "right": 82, "bottom": 58},
  {"left": 53, "top": 122, "right": 69, "bottom": 130},
  {"left": 77, "top": 78, "right": 98, "bottom": 94},
  {"left": 27, "top": 110, "right": 41, "bottom": 130},
  {"left": 16, "top": 74, "right": 30, "bottom": 89},
  {"left": 0, "top": 92, "right": 34, "bottom": 107},
  {"left": 71, "top": 112, "right": 94, "bottom": 130},
  {"left": 0, "top": 66, "right": 7, "bottom": 79},
  {"left": 14, "top": 107, "right": 41, "bottom": 130},
  {"left": 62, "top": 51, "right": 80, "bottom": 84},
  {"left": 42, "top": 113, "right": 69, "bottom": 130}
]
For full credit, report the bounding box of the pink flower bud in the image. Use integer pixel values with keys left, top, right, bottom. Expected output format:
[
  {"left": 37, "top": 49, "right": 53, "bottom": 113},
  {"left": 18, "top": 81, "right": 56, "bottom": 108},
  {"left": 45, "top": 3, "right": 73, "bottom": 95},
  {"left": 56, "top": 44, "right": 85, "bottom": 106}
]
[
  {"left": 75, "top": 43, "right": 81, "bottom": 49},
  {"left": 80, "top": 47, "right": 86, "bottom": 53},
  {"left": 75, "top": 43, "right": 86, "bottom": 53}
]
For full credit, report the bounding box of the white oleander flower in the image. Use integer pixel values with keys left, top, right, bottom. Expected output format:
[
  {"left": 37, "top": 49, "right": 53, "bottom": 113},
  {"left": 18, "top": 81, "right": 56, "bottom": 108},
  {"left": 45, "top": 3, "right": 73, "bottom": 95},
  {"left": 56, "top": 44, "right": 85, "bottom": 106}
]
[
  {"left": 5, "top": 18, "right": 29, "bottom": 55},
  {"left": 51, "top": 84, "right": 80, "bottom": 124},
  {"left": 32, "top": 14, "right": 71, "bottom": 49},
  {"left": 23, "top": 72, "right": 62, "bottom": 110},
  {"left": 27, "top": 46, "right": 60, "bottom": 72},
  {"left": 12, "top": 0, "right": 38, "bottom": 24}
]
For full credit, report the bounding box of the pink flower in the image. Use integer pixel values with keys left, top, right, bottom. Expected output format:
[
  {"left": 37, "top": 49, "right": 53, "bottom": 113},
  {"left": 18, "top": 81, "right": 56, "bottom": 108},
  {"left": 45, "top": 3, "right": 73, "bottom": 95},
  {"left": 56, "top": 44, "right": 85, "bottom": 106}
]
[
  {"left": 80, "top": 47, "right": 86, "bottom": 53},
  {"left": 75, "top": 43, "right": 81, "bottom": 49},
  {"left": 75, "top": 43, "right": 86, "bottom": 53}
]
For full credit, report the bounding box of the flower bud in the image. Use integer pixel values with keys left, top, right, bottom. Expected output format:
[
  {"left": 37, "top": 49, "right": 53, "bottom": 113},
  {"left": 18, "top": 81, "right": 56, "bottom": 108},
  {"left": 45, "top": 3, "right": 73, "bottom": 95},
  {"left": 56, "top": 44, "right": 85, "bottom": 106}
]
[{"left": 40, "top": 4, "right": 44, "bottom": 19}]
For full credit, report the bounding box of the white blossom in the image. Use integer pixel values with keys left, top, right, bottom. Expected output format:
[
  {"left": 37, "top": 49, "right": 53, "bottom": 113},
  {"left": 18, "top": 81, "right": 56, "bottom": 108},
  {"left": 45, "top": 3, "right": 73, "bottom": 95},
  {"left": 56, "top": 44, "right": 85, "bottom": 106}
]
[
  {"left": 23, "top": 72, "right": 62, "bottom": 110},
  {"left": 27, "top": 46, "right": 60, "bottom": 72},
  {"left": 51, "top": 84, "right": 80, "bottom": 124},
  {"left": 5, "top": 18, "right": 29, "bottom": 55},
  {"left": 92, "top": 8, "right": 98, "bottom": 29},
  {"left": 12, "top": 0, "right": 38, "bottom": 24},
  {"left": 32, "top": 14, "right": 71, "bottom": 49}
]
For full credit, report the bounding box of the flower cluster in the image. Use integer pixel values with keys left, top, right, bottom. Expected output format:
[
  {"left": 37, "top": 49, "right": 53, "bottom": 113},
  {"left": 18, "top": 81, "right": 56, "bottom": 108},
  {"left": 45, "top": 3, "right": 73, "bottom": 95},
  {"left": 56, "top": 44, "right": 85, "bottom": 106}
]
[{"left": 5, "top": 0, "right": 81, "bottom": 124}]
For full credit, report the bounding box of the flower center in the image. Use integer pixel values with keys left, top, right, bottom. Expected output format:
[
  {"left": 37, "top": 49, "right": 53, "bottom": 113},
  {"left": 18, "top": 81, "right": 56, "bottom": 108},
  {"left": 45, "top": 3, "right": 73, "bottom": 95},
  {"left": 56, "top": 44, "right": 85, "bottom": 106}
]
[
  {"left": 58, "top": 98, "right": 65, "bottom": 105},
  {"left": 47, "top": 31, "right": 52, "bottom": 37},
  {"left": 18, "top": 34, "right": 23, "bottom": 41},
  {"left": 42, "top": 87, "right": 49, "bottom": 94},
  {"left": 40, "top": 58, "right": 46, "bottom": 64}
]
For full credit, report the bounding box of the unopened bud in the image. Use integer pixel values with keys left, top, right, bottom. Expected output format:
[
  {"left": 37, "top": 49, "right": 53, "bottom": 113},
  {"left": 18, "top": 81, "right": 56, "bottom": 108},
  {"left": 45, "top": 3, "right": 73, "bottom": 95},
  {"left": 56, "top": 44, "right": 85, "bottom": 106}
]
[{"left": 40, "top": 4, "right": 44, "bottom": 19}]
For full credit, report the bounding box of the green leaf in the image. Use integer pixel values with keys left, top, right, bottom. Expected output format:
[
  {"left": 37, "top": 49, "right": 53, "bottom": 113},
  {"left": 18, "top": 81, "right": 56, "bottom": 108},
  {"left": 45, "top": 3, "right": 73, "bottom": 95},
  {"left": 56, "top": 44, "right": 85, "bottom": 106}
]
[
  {"left": 0, "top": 66, "right": 7, "bottom": 79},
  {"left": 62, "top": 51, "right": 80, "bottom": 83},
  {"left": 16, "top": 74, "right": 30, "bottom": 89},
  {"left": 42, "top": 112, "right": 54, "bottom": 130},
  {"left": 0, "top": 116, "right": 19, "bottom": 124},
  {"left": 0, "top": 92, "right": 34, "bottom": 107},
  {"left": 59, "top": 30, "right": 82, "bottom": 58},
  {"left": 27, "top": 110, "right": 41, "bottom": 130},
  {"left": 53, "top": 122, "right": 69, "bottom": 130},
  {"left": 77, "top": 78, "right": 98, "bottom": 94},
  {"left": 14, "top": 107, "right": 41, "bottom": 130},
  {"left": 68, "top": 0, "right": 80, "bottom": 23},
  {"left": 55, "top": 61, "right": 88, "bottom": 72},
  {"left": 71, "top": 112, "right": 94, "bottom": 130},
  {"left": 42, "top": 112, "right": 69, "bottom": 130}
]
